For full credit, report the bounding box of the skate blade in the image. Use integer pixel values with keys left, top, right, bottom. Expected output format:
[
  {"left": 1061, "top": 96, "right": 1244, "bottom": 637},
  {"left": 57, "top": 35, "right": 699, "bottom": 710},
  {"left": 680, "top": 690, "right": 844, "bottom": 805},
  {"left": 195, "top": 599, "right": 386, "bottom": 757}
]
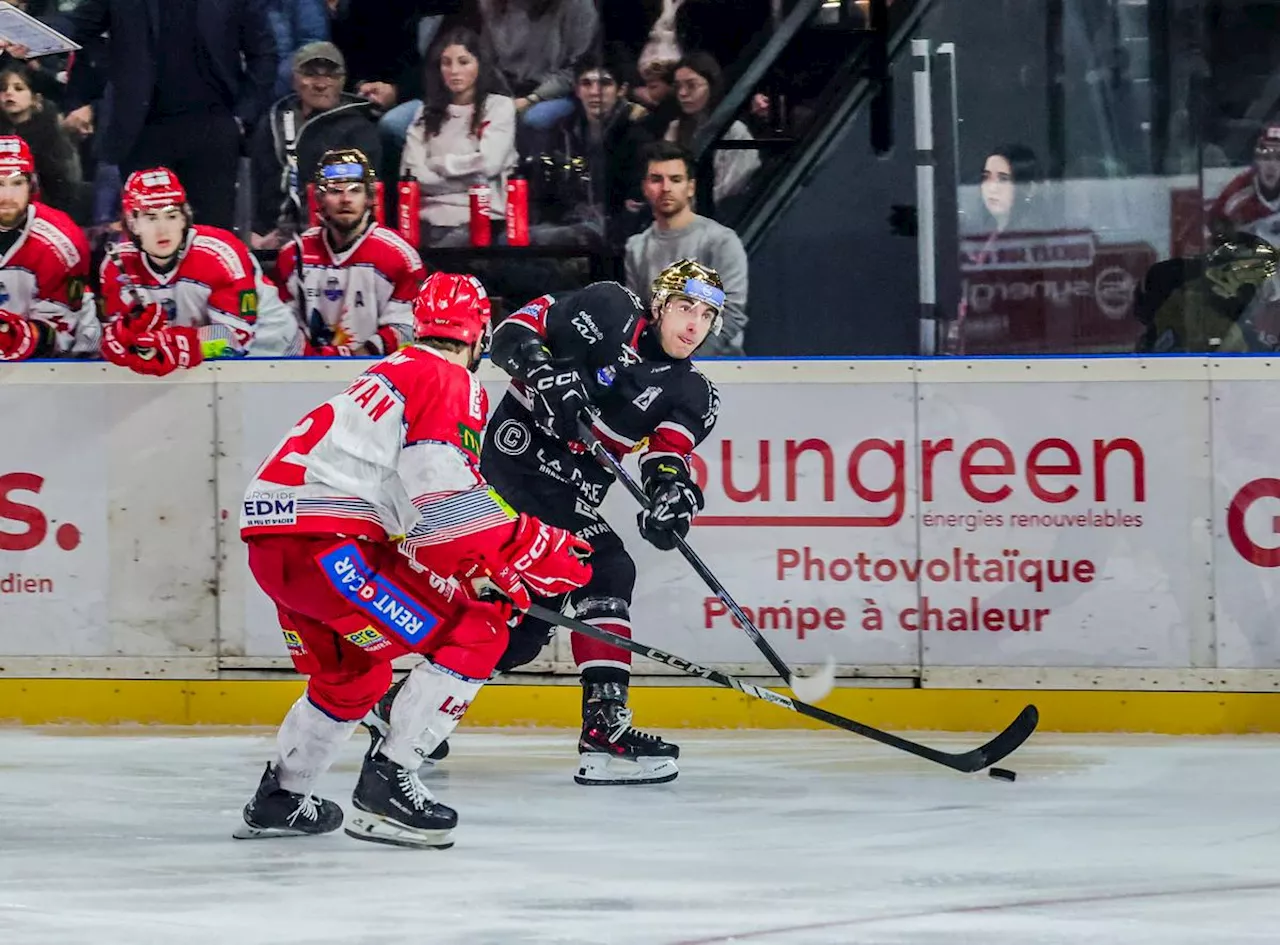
[
  {"left": 575, "top": 752, "right": 679, "bottom": 786},
  {"left": 344, "top": 813, "right": 454, "bottom": 850},
  {"left": 233, "top": 822, "right": 327, "bottom": 840}
]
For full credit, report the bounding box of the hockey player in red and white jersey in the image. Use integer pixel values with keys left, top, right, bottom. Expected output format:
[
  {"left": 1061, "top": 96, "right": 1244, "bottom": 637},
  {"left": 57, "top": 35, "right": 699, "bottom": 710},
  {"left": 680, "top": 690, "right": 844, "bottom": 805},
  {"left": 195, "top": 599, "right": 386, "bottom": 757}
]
[
  {"left": 0, "top": 136, "right": 99, "bottom": 362},
  {"left": 276, "top": 149, "right": 424, "bottom": 357},
  {"left": 235, "top": 272, "right": 593, "bottom": 849},
  {"left": 1209, "top": 125, "right": 1280, "bottom": 248},
  {"left": 99, "top": 168, "right": 301, "bottom": 377}
]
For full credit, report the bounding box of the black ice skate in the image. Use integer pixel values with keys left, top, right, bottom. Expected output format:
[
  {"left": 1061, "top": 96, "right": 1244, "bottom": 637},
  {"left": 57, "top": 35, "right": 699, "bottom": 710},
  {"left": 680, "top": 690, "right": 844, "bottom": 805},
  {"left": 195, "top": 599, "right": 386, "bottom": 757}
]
[
  {"left": 346, "top": 742, "right": 457, "bottom": 850},
  {"left": 576, "top": 681, "right": 680, "bottom": 786},
  {"left": 232, "top": 762, "right": 343, "bottom": 840},
  {"left": 361, "top": 675, "right": 450, "bottom": 765}
]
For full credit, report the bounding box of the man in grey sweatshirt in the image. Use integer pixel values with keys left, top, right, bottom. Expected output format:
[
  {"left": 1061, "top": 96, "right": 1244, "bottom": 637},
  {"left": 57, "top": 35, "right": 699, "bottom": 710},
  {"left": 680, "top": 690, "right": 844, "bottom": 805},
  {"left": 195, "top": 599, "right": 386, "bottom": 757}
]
[{"left": 625, "top": 141, "right": 749, "bottom": 356}]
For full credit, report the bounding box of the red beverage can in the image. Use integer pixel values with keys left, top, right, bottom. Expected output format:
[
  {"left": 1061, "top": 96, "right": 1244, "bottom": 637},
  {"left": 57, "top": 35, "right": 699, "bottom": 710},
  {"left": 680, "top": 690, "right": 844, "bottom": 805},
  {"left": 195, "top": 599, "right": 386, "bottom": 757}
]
[
  {"left": 505, "top": 176, "right": 529, "bottom": 246},
  {"left": 469, "top": 184, "right": 492, "bottom": 246},
  {"left": 397, "top": 177, "right": 421, "bottom": 246},
  {"left": 373, "top": 181, "right": 386, "bottom": 225}
]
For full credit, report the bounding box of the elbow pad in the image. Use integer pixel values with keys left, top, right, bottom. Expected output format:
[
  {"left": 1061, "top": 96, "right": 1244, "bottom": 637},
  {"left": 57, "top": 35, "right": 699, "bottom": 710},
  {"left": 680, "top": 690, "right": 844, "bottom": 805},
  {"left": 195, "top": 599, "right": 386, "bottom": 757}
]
[{"left": 493, "top": 330, "right": 553, "bottom": 382}]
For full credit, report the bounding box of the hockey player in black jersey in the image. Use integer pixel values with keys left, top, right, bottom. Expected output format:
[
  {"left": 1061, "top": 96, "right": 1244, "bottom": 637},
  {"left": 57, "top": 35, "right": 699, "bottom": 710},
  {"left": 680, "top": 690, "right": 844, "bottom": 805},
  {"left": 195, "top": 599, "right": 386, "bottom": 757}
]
[{"left": 485, "top": 259, "right": 724, "bottom": 784}]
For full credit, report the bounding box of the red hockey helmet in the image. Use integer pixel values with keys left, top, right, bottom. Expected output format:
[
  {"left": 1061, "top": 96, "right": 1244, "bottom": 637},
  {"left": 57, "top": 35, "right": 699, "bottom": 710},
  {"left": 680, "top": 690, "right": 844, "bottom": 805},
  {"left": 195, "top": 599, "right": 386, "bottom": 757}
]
[
  {"left": 1257, "top": 124, "right": 1280, "bottom": 157},
  {"left": 0, "top": 136, "right": 35, "bottom": 180},
  {"left": 122, "top": 167, "right": 188, "bottom": 215},
  {"left": 412, "top": 272, "right": 491, "bottom": 345}
]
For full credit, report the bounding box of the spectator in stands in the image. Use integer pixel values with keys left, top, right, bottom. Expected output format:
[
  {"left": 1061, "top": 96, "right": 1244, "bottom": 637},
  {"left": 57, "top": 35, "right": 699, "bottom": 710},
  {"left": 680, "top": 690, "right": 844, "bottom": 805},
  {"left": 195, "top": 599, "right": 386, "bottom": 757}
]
[
  {"left": 63, "top": 0, "right": 276, "bottom": 230},
  {"left": 665, "top": 51, "right": 759, "bottom": 207},
  {"left": 527, "top": 47, "right": 652, "bottom": 251},
  {"left": 976, "top": 143, "right": 1044, "bottom": 237},
  {"left": 0, "top": 62, "right": 85, "bottom": 219},
  {"left": 400, "top": 26, "right": 517, "bottom": 246},
  {"left": 330, "top": 1, "right": 458, "bottom": 149},
  {"left": 266, "top": 0, "right": 332, "bottom": 100},
  {"left": 478, "top": 0, "right": 600, "bottom": 132},
  {"left": 626, "top": 141, "right": 748, "bottom": 355},
  {"left": 250, "top": 42, "right": 381, "bottom": 249},
  {"left": 636, "top": 61, "right": 680, "bottom": 138}
]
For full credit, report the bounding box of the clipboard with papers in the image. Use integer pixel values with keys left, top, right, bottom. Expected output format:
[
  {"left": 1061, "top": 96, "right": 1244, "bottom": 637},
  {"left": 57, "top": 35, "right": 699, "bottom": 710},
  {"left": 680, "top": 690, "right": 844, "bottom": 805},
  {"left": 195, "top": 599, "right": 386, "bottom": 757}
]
[{"left": 0, "top": 1, "right": 80, "bottom": 59}]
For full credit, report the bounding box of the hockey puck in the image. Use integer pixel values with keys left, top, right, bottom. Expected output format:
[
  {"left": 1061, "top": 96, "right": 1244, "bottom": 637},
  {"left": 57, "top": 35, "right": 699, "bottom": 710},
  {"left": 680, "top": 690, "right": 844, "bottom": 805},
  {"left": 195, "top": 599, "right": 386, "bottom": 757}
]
[{"left": 988, "top": 767, "right": 1017, "bottom": 782}]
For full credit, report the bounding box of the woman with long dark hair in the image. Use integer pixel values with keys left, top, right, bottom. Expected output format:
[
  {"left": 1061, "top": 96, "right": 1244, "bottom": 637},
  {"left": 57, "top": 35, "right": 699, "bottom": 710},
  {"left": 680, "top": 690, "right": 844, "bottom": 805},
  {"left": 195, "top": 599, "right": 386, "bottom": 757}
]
[
  {"left": 400, "top": 27, "right": 517, "bottom": 246},
  {"left": 663, "top": 50, "right": 758, "bottom": 205},
  {"left": 976, "top": 144, "right": 1043, "bottom": 235}
]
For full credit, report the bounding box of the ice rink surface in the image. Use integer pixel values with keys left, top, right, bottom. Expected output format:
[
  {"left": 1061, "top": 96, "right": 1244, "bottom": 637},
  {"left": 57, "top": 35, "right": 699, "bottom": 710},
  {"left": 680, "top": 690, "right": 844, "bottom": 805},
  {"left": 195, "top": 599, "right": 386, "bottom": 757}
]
[{"left": 2, "top": 726, "right": 1279, "bottom": 945}]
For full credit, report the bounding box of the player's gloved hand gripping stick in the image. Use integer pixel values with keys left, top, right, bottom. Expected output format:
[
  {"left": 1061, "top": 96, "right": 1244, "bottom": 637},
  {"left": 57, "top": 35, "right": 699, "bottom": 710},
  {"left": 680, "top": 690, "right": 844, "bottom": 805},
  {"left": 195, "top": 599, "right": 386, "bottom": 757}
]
[
  {"left": 575, "top": 416, "right": 837, "bottom": 704},
  {"left": 528, "top": 601, "right": 1039, "bottom": 773}
]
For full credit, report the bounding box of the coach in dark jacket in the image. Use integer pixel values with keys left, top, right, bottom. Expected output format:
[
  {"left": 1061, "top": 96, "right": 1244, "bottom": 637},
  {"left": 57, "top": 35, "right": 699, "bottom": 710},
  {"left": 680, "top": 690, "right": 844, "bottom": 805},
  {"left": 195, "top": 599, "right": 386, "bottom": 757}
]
[{"left": 65, "top": 0, "right": 276, "bottom": 229}]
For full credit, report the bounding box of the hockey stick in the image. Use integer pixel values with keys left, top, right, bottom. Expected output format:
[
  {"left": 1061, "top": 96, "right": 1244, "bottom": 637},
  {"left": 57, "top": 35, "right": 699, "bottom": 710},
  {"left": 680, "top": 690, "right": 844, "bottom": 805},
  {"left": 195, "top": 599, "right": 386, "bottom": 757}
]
[
  {"left": 104, "top": 240, "right": 157, "bottom": 360},
  {"left": 528, "top": 602, "right": 1038, "bottom": 773},
  {"left": 575, "top": 418, "right": 837, "bottom": 704}
]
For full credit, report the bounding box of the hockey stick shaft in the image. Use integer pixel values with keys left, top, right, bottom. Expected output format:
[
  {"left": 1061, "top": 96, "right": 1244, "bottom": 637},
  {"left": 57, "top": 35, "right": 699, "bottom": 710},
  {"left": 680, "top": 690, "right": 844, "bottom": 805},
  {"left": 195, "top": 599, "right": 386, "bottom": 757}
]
[
  {"left": 104, "top": 241, "right": 159, "bottom": 360},
  {"left": 528, "top": 603, "right": 1038, "bottom": 773},
  {"left": 575, "top": 418, "right": 828, "bottom": 695}
]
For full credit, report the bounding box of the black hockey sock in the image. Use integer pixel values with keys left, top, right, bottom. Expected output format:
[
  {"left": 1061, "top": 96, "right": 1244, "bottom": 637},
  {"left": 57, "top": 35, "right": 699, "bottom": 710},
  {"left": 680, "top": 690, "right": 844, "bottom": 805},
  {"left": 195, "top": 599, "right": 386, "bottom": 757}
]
[{"left": 581, "top": 667, "right": 630, "bottom": 715}]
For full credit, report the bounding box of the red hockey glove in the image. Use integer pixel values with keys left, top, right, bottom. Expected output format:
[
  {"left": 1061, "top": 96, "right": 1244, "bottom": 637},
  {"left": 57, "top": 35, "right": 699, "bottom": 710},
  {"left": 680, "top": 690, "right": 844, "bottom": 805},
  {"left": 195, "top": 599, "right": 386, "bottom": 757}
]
[
  {"left": 115, "top": 302, "right": 167, "bottom": 346},
  {"left": 128, "top": 326, "right": 204, "bottom": 377},
  {"left": 101, "top": 319, "right": 137, "bottom": 368},
  {"left": 502, "top": 513, "right": 593, "bottom": 598},
  {"left": 455, "top": 514, "right": 593, "bottom": 611},
  {"left": 0, "top": 309, "right": 40, "bottom": 361}
]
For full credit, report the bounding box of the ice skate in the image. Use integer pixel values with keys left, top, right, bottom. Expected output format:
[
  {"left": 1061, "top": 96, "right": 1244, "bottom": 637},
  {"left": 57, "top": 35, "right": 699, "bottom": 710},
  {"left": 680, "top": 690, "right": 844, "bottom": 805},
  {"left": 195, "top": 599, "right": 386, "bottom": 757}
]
[
  {"left": 233, "top": 762, "right": 344, "bottom": 839},
  {"left": 576, "top": 681, "right": 680, "bottom": 786},
  {"left": 346, "top": 742, "right": 457, "bottom": 849},
  {"left": 361, "top": 675, "right": 450, "bottom": 766}
]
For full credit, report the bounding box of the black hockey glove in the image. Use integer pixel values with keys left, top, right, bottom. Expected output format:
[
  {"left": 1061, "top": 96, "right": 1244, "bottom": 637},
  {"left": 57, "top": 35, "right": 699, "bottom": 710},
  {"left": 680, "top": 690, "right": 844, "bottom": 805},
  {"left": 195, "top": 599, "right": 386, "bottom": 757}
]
[
  {"left": 638, "top": 467, "right": 704, "bottom": 551},
  {"left": 527, "top": 360, "right": 590, "bottom": 441}
]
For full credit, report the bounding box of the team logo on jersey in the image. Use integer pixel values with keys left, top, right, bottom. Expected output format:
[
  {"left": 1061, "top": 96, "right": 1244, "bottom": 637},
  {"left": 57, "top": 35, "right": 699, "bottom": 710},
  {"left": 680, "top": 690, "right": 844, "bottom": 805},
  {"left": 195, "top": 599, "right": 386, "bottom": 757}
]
[
  {"left": 239, "top": 289, "right": 258, "bottom": 318},
  {"left": 317, "top": 542, "right": 438, "bottom": 646},
  {"left": 343, "top": 625, "right": 389, "bottom": 651},
  {"left": 162, "top": 298, "right": 178, "bottom": 319},
  {"left": 280, "top": 628, "right": 305, "bottom": 653},
  {"left": 457, "top": 422, "right": 482, "bottom": 456},
  {"left": 323, "top": 276, "right": 343, "bottom": 302},
  {"left": 494, "top": 419, "right": 531, "bottom": 456},
  {"left": 632, "top": 386, "right": 662, "bottom": 411},
  {"left": 0, "top": 281, "right": 9, "bottom": 306},
  {"left": 572, "top": 310, "right": 603, "bottom": 342}
]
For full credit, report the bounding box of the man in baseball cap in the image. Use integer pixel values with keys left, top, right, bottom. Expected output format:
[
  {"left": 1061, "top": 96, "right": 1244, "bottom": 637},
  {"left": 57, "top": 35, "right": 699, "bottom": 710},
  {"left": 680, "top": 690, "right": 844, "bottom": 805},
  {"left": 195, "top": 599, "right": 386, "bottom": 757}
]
[
  {"left": 292, "top": 41, "right": 347, "bottom": 75},
  {"left": 250, "top": 39, "right": 383, "bottom": 249}
]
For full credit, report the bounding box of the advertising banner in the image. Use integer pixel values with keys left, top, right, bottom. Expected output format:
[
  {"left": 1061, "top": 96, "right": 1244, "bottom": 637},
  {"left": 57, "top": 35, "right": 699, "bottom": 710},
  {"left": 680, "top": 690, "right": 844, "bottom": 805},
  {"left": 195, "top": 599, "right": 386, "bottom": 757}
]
[
  {"left": 914, "top": 366, "right": 1213, "bottom": 668},
  {"left": 0, "top": 377, "right": 217, "bottom": 660},
  {"left": 1211, "top": 372, "right": 1280, "bottom": 668},
  {"left": 7, "top": 359, "right": 1280, "bottom": 689},
  {"left": 0, "top": 381, "right": 108, "bottom": 655},
  {"left": 619, "top": 369, "right": 921, "bottom": 671}
]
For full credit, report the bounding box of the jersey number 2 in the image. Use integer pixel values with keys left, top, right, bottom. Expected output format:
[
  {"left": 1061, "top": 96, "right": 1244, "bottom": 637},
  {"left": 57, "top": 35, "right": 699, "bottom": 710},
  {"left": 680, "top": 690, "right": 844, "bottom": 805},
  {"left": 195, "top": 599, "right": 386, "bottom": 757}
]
[{"left": 258, "top": 403, "right": 336, "bottom": 487}]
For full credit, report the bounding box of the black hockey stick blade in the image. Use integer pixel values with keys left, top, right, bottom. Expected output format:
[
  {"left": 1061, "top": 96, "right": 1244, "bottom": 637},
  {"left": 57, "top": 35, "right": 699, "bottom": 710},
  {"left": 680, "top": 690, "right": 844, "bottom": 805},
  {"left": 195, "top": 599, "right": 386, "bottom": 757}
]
[
  {"left": 795, "top": 699, "right": 1040, "bottom": 773},
  {"left": 528, "top": 603, "right": 1039, "bottom": 774}
]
